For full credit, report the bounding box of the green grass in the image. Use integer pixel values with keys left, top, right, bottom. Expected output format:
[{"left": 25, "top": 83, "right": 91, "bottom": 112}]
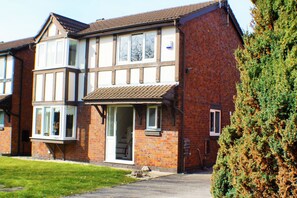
[{"left": 0, "top": 157, "right": 136, "bottom": 198}]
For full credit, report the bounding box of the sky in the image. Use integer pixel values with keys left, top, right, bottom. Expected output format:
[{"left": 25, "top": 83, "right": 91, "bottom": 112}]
[{"left": 0, "top": 0, "right": 253, "bottom": 42}]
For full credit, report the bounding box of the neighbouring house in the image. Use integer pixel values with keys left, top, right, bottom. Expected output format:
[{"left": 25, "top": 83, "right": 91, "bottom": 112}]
[
  {"left": 30, "top": 0, "right": 242, "bottom": 172},
  {"left": 0, "top": 37, "right": 35, "bottom": 156}
]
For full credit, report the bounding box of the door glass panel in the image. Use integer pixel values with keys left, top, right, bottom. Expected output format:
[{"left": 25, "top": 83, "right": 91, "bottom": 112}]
[
  {"left": 107, "top": 107, "right": 115, "bottom": 136},
  {"left": 52, "top": 108, "right": 60, "bottom": 136}
]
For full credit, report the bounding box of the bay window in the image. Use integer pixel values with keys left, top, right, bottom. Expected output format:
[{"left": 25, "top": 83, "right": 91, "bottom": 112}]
[
  {"left": 118, "top": 31, "right": 156, "bottom": 64},
  {"left": 35, "top": 39, "right": 78, "bottom": 69},
  {"left": 0, "top": 56, "right": 13, "bottom": 94},
  {"left": 33, "top": 106, "right": 77, "bottom": 140}
]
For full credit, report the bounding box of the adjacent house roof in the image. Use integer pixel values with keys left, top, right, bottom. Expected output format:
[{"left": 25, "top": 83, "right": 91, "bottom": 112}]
[
  {"left": 78, "top": 0, "right": 218, "bottom": 35},
  {"left": 83, "top": 84, "right": 176, "bottom": 105},
  {"left": 0, "top": 37, "right": 34, "bottom": 53},
  {"left": 50, "top": 13, "right": 90, "bottom": 34}
]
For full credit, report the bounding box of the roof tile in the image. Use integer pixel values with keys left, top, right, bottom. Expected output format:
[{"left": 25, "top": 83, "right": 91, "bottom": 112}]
[{"left": 0, "top": 37, "right": 34, "bottom": 53}]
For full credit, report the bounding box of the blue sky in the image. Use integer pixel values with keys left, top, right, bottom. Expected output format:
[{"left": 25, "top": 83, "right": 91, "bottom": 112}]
[{"left": 0, "top": 0, "right": 253, "bottom": 42}]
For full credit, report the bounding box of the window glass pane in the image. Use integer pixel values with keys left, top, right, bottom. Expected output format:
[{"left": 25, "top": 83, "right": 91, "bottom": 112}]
[
  {"left": 131, "top": 34, "right": 143, "bottom": 62},
  {"left": 119, "top": 36, "right": 128, "bottom": 62},
  {"left": 46, "top": 41, "right": 55, "bottom": 67},
  {"left": 210, "top": 112, "right": 214, "bottom": 132},
  {"left": 52, "top": 108, "right": 60, "bottom": 136},
  {"left": 215, "top": 111, "right": 220, "bottom": 133},
  {"left": 38, "top": 44, "right": 46, "bottom": 67},
  {"left": 35, "top": 108, "right": 42, "bottom": 135},
  {"left": 145, "top": 32, "right": 155, "bottom": 59},
  {"left": 68, "top": 40, "right": 77, "bottom": 66},
  {"left": 0, "top": 57, "right": 5, "bottom": 79},
  {"left": 107, "top": 107, "right": 115, "bottom": 136},
  {"left": 66, "top": 107, "right": 74, "bottom": 137},
  {"left": 44, "top": 107, "right": 51, "bottom": 136},
  {"left": 148, "top": 107, "right": 156, "bottom": 127},
  {"left": 56, "top": 41, "right": 63, "bottom": 65},
  {"left": 0, "top": 111, "right": 4, "bottom": 126}
]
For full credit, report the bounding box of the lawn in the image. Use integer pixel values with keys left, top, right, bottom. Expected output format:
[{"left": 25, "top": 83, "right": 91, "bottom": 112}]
[{"left": 0, "top": 157, "right": 136, "bottom": 198}]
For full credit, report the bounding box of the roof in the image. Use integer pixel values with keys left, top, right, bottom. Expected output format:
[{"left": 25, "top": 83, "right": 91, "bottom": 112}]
[
  {"left": 83, "top": 84, "right": 176, "bottom": 105},
  {"left": 50, "top": 13, "right": 89, "bottom": 33},
  {"left": 0, "top": 37, "right": 34, "bottom": 53},
  {"left": 78, "top": 1, "right": 218, "bottom": 35},
  {"left": 0, "top": 94, "right": 12, "bottom": 110}
]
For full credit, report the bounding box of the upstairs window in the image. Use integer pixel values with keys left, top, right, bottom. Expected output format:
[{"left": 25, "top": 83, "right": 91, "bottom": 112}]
[
  {"left": 118, "top": 31, "right": 156, "bottom": 64},
  {"left": 36, "top": 39, "right": 78, "bottom": 69},
  {"left": 146, "top": 106, "right": 161, "bottom": 131},
  {"left": 0, "top": 56, "right": 13, "bottom": 94},
  {"left": 210, "top": 109, "right": 221, "bottom": 136}
]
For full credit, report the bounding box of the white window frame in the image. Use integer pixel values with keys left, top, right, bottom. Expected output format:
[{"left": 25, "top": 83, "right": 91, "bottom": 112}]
[
  {"left": 210, "top": 109, "right": 221, "bottom": 136},
  {"left": 0, "top": 56, "right": 14, "bottom": 95},
  {"left": 117, "top": 31, "right": 157, "bottom": 65},
  {"left": 0, "top": 110, "right": 4, "bottom": 128},
  {"left": 32, "top": 105, "right": 77, "bottom": 140},
  {"left": 146, "top": 105, "right": 161, "bottom": 131},
  {"left": 35, "top": 38, "right": 78, "bottom": 69}
]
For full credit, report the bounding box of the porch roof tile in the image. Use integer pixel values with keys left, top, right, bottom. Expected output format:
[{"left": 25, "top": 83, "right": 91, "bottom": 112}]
[{"left": 83, "top": 84, "right": 176, "bottom": 104}]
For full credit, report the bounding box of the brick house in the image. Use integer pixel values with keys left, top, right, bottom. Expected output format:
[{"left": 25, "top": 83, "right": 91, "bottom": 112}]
[
  {"left": 30, "top": 0, "right": 242, "bottom": 172},
  {"left": 0, "top": 38, "right": 35, "bottom": 156}
]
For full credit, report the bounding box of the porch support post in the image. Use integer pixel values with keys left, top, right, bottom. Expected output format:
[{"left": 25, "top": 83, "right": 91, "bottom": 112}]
[
  {"left": 93, "top": 105, "right": 106, "bottom": 124},
  {"left": 133, "top": 104, "right": 144, "bottom": 125}
]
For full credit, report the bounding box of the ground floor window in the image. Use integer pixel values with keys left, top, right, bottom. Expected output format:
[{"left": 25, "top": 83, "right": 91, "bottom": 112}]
[
  {"left": 210, "top": 109, "right": 221, "bottom": 136},
  {"left": 0, "top": 110, "right": 4, "bottom": 128},
  {"left": 32, "top": 105, "right": 77, "bottom": 140},
  {"left": 146, "top": 105, "right": 161, "bottom": 131}
]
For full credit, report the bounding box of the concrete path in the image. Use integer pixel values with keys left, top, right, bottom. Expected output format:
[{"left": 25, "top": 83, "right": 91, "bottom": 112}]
[{"left": 69, "top": 171, "right": 212, "bottom": 198}]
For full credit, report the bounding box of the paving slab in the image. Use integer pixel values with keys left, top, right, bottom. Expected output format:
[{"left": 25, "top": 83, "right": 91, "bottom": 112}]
[{"left": 68, "top": 171, "right": 212, "bottom": 198}]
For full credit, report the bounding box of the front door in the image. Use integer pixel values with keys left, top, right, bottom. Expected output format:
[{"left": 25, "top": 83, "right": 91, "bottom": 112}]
[{"left": 106, "top": 106, "right": 134, "bottom": 163}]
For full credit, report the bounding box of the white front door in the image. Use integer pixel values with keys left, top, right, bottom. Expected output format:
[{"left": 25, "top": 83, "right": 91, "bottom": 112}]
[
  {"left": 106, "top": 106, "right": 116, "bottom": 162},
  {"left": 105, "top": 106, "right": 134, "bottom": 163}
]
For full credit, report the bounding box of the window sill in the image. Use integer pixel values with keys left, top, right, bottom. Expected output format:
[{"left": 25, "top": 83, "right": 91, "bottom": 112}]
[
  {"left": 30, "top": 137, "right": 76, "bottom": 144},
  {"left": 145, "top": 129, "right": 161, "bottom": 136},
  {"left": 209, "top": 135, "right": 220, "bottom": 140},
  {"left": 0, "top": 126, "right": 4, "bottom": 131}
]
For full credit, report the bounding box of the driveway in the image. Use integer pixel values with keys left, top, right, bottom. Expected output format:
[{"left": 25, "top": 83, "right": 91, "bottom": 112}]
[{"left": 69, "top": 171, "right": 212, "bottom": 198}]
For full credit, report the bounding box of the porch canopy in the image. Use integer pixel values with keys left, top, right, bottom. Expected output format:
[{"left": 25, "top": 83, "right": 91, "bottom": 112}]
[
  {"left": 0, "top": 94, "right": 12, "bottom": 110},
  {"left": 83, "top": 84, "right": 176, "bottom": 105}
]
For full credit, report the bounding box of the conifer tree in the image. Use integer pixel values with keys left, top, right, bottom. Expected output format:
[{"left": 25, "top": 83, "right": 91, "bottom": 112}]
[{"left": 211, "top": 0, "right": 297, "bottom": 197}]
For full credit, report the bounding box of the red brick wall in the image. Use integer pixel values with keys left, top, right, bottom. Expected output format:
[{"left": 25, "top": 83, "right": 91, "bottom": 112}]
[
  {"left": 0, "top": 47, "right": 34, "bottom": 156},
  {"left": 179, "top": 8, "right": 241, "bottom": 170}
]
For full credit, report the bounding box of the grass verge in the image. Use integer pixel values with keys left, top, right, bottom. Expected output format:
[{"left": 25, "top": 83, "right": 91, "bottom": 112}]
[{"left": 0, "top": 157, "right": 136, "bottom": 198}]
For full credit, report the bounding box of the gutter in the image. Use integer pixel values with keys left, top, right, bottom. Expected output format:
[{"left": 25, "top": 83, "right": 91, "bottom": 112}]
[
  {"left": 175, "top": 21, "right": 186, "bottom": 173},
  {"left": 8, "top": 51, "right": 24, "bottom": 156}
]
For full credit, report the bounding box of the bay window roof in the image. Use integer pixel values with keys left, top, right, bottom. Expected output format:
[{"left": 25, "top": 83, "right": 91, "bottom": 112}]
[
  {"left": 83, "top": 84, "right": 176, "bottom": 105},
  {"left": 0, "top": 94, "right": 12, "bottom": 110}
]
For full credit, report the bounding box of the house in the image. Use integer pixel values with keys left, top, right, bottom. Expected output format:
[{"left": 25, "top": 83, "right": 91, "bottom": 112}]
[
  {"left": 30, "top": 0, "right": 242, "bottom": 172},
  {"left": 0, "top": 37, "right": 35, "bottom": 156}
]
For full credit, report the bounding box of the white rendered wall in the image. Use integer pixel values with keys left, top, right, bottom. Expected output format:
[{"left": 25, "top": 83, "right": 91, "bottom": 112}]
[
  {"left": 99, "top": 36, "right": 113, "bottom": 67},
  {"left": 143, "top": 67, "right": 156, "bottom": 84},
  {"left": 87, "top": 72, "right": 95, "bottom": 93},
  {"left": 88, "top": 38, "right": 96, "bottom": 68},
  {"left": 55, "top": 72, "right": 63, "bottom": 101},
  {"left": 45, "top": 73, "right": 53, "bottom": 101},
  {"left": 78, "top": 73, "right": 84, "bottom": 101},
  {"left": 35, "top": 74, "right": 43, "bottom": 101},
  {"left": 98, "top": 71, "right": 112, "bottom": 87},
  {"left": 115, "top": 70, "right": 127, "bottom": 85},
  {"left": 78, "top": 39, "right": 86, "bottom": 69},
  {"left": 130, "top": 69, "right": 140, "bottom": 84},
  {"left": 68, "top": 72, "right": 76, "bottom": 101},
  {"left": 161, "top": 27, "right": 176, "bottom": 62},
  {"left": 48, "top": 23, "right": 57, "bottom": 36},
  {"left": 160, "top": 66, "right": 175, "bottom": 83}
]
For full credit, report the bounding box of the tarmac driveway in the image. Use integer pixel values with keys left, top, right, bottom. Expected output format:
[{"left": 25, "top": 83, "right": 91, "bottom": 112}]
[{"left": 69, "top": 171, "right": 212, "bottom": 198}]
